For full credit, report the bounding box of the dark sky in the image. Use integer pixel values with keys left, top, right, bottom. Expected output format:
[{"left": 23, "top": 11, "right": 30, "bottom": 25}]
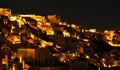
[{"left": 0, "top": 0, "right": 120, "bottom": 31}]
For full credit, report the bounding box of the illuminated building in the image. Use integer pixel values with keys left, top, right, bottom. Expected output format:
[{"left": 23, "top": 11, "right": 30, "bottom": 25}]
[
  {"left": 0, "top": 8, "right": 11, "bottom": 16},
  {"left": 1, "top": 8, "right": 120, "bottom": 70}
]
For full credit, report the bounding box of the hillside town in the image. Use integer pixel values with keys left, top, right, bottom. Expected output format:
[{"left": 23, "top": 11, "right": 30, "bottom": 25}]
[{"left": 0, "top": 8, "right": 120, "bottom": 70}]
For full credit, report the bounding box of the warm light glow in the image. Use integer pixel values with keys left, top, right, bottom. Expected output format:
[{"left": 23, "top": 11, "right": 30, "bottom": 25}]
[
  {"left": 12, "top": 64, "right": 16, "bottom": 70},
  {"left": 28, "top": 38, "right": 34, "bottom": 44},
  {"left": 59, "top": 22, "right": 62, "bottom": 25},
  {"left": 19, "top": 56, "right": 22, "bottom": 63},
  {"left": 63, "top": 30, "right": 70, "bottom": 37},
  {"left": 9, "top": 16, "right": 17, "bottom": 21},
  {"left": 2, "top": 59, "right": 6, "bottom": 64},
  {"left": 7, "top": 35, "right": 21, "bottom": 44},
  {"left": 104, "top": 30, "right": 115, "bottom": 41},
  {"left": 89, "top": 29, "right": 96, "bottom": 33},
  {"left": 20, "top": 14, "right": 46, "bottom": 22},
  {"left": 85, "top": 55, "right": 90, "bottom": 59},
  {"left": 30, "top": 33, "right": 35, "bottom": 39},
  {"left": 59, "top": 57, "right": 64, "bottom": 62},
  {"left": 71, "top": 24, "right": 76, "bottom": 29},
  {"left": 46, "top": 22, "right": 51, "bottom": 26},
  {"left": 82, "top": 29, "right": 85, "bottom": 33},
  {"left": 22, "top": 60, "right": 25, "bottom": 69},
  {"left": 14, "top": 36, "right": 21, "bottom": 44},
  {"left": 59, "top": 54, "right": 67, "bottom": 62},
  {"left": 108, "top": 65, "right": 111, "bottom": 68},
  {"left": 0, "top": 8, "right": 11, "bottom": 16},
  {"left": 83, "top": 39, "right": 89, "bottom": 42},
  {"left": 108, "top": 41, "right": 120, "bottom": 47},
  {"left": 56, "top": 44, "right": 61, "bottom": 48},
  {"left": 102, "top": 62, "right": 107, "bottom": 67},
  {"left": 76, "top": 36, "right": 80, "bottom": 39},
  {"left": 41, "top": 40, "right": 53, "bottom": 48},
  {"left": 46, "top": 28, "right": 54, "bottom": 35},
  {"left": 102, "top": 58, "right": 106, "bottom": 62},
  {"left": 17, "top": 18, "right": 25, "bottom": 28},
  {"left": 104, "top": 30, "right": 108, "bottom": 33},
  {"left": 111, "top": 61, "right": 119, "bottom": 67},
  {"left": 11, "top": 25, "right": 15, "bottom": 29},
  {"left": 72, "top": 53, "right": 75, "bottom": 57},
  {"left": 63, "top": 22, "right": 67, "bottom": 25}
]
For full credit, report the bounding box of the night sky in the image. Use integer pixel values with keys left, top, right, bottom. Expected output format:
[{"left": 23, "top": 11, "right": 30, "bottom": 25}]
[{"left": 0, "top": 0, "right": 120, "bottom": 31}]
